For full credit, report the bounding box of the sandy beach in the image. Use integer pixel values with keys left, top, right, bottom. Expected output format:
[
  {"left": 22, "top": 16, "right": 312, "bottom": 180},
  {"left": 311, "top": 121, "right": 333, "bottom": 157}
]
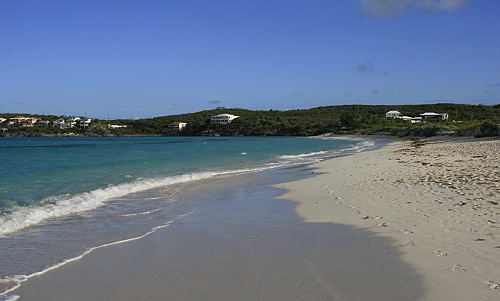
[
  {"left": 8, "top": 135, "right": 499, "bottom": 301},
  {"left": 277, "top": 135, "right": 500, "bottom": 300},
  {"left": 9, "top": 168, "right": 423, "bottom": 301}
]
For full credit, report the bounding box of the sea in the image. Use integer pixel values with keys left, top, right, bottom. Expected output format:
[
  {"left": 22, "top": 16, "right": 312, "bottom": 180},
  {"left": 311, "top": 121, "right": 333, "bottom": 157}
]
[{"left": 0, "top": 136, "right": 380, "bottom": 299}]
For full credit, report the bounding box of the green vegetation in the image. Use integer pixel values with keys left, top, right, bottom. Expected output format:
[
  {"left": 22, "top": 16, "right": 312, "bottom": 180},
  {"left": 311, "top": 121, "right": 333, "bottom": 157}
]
[{"left": 2, "top": 104, "right": 500, "bottom": 137}]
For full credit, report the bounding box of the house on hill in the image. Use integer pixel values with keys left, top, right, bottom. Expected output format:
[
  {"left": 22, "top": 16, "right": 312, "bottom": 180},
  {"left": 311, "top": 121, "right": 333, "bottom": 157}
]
[
  {"left": 78, "top": 118, "right": 92, "bottom": 128},
  {"left": 168, "top": 122, "right": 187, "bottom": 130},
  {"left": 35, "top": 120, "right": 51, "bottom": 127},
  {"left": 53, "top": 118, "right": 67, "bottom": 128},
  {"left": 9, "top": 116, "right": 38, "bottom": 126},
  {"left": 386, "top": 111, "right": 401, "bottom": 119},
  {"left": 387, "top": 110, "right": 448, "bottom": 122},
  {"left": 210, "top": 114, "right": 239, "bottom": 125},
  {"left": 53, "top": 117, "right": 92, "bottom": 129},
  {"left": 108, "top": 124, "right": 127, "bottom": 129},
  {"left": 420, "top": 112, "right": 449, "bottom": 121}
]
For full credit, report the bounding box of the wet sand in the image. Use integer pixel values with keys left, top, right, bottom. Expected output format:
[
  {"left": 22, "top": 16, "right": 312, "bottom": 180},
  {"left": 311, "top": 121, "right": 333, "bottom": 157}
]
[{"left": 11, "top": 167, "right": 422, "bottom": 301}]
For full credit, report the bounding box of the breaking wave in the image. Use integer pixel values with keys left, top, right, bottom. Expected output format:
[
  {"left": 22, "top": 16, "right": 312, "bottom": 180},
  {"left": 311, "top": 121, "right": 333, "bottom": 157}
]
[{"left": 0, "top": 168, "right": 263, "bottom": 237}]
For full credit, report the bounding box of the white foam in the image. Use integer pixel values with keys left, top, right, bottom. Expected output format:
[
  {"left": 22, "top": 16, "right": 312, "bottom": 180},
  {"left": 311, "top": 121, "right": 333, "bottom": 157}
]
[
  {"left": 0, "top": 294, "right": 19, "bottom": 301},
  {"left": 0, "top": 211, "right": 191, "bottom": 300},
  {"left": 0, "top": 168, "right": 263, "bottom": 237},
  {"left": 347, "top": 139, "right": 377, "bottom": 152},
  {"left": 279, "top": 151, "right": 327, "bottom": 160},
  {"left": 121, "top": 208, "right": 162, "bottom": 217}
]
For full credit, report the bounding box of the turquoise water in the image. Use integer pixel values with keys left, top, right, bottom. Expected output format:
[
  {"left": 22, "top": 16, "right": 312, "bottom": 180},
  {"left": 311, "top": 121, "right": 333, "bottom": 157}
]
[{"left": 0, "top": 136, "right": 378, "bottom": 298}]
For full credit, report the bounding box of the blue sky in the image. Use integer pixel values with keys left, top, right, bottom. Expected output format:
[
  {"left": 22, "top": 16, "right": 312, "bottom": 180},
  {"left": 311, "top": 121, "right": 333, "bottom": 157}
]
[{"left": 1, "top": 0, "right": 499, "bottom": 119}]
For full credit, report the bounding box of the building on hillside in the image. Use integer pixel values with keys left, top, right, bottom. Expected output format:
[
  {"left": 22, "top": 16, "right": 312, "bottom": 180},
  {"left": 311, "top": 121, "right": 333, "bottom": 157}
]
[
  {"left": 78, "top": 118, "right": 92, "bottom": 128},
  {"left": 400, "top": 116, "right": 413, "bottom": 121},
  {"left": 9, "top": 116, "right": 29, "bottom": 123},
  {"left": 420, "top": 112, "right": 449, "bottom": 121},
  {"left": 0, "top": 117, "right": 7, "bottom": 123},
  {"left": 35, "top": 120, "right": 51, "bottom": 127},
  {"left": 386, "top": 111, "right": 401, "bottom": 119},
  {"left": 210, "top": 114, "right": 239, "bottom": 125},
  {"left": 9, "top": 116, "right": 38, "bottom": 126},
  {"left": 386, "top": 111, "right": 448, "bottom": 123},
  {"left": 53, "top": 118, "right": 68, "bottom": 129},
  {"left": 67, "top": 117, "right": 81, "bottom": 128},
  {"left": 168, "top": 122, "right": 187, "bottom": 130},
  {"left": 108, "top": 124, "right": 127, "bottom": 129},
  {"left": 52, "top": 117, "right": 92, "bottom": 129}
]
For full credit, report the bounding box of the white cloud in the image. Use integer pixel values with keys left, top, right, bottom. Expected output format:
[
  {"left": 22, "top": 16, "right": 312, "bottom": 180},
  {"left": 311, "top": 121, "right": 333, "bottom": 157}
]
[
  {"left": 358, "top": 0, "right": 467, "bottom": 18},
  {"left": 360, "top": 0, "right": 411, "bottom": 18},
  {"left": 416, "top": 0, "right": 467, "bottom": 12}
]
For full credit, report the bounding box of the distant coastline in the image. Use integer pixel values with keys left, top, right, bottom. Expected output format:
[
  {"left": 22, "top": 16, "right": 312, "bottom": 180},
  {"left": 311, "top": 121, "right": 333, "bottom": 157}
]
[{"left": 1, "top": 103, "right": 499, "bottom": 138}]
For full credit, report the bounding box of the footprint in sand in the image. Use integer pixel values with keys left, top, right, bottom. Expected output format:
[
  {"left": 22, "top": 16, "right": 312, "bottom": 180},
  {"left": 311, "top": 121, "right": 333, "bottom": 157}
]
[
  {"left": 434, "top": 250, "right": 447, "bottom": 257},
  {"left": 486, "top": 281, "right": 500, "bottom": 290}
]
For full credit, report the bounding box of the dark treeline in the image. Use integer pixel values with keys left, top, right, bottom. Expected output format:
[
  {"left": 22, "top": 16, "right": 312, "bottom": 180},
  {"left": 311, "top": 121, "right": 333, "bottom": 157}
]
[
  {"left": 2, "top": 103, "right": 500, "bottom": 137},
  {"left": 120, "top": 103, "right": 500, "bottom": 137}
]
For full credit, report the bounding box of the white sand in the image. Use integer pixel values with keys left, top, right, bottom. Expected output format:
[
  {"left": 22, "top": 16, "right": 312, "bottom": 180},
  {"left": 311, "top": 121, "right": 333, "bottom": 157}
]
[{"left": 276, "top": 136, "right": 500, "bottom": 301}]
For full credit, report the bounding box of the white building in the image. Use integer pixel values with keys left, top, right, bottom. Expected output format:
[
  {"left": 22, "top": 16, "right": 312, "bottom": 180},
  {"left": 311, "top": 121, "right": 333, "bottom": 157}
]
[
  {"left": 35, "top": 120, "right": 51, "bottom": 126},
  {"left": 386, "top": 111, "right": 401, "bottom": 119},
  {"left": 52, "top": 117, "right": 92, "bottom": 129},
  {"left": 420, "top": 112, "right": 449, "bottom": 121},
  {"left": 168, "top": 122, "right": 187, "bottom": 130},
  {"left": 78, "top": 118, "right": 92, "bottom": 128},
  {"left": 210, "top": 114, "right": 239, "bottom": 125},
  {"left": 67, "top": 117, "right": 81, "bottom": 128},
  {"left": 410, "top": 117, "right": 423, "bottom": 123},
  {"left": 10, "top": 116, "right": 37, "bottom": 125},
  {"left": 53, "top": 118, "right": 68, "bottom": 128},
  {"left": 108, "top": 124, "right": 127, "bottom": 129},
  {"left": 0, "top": 117, "right": 7, "bottom": 123}
]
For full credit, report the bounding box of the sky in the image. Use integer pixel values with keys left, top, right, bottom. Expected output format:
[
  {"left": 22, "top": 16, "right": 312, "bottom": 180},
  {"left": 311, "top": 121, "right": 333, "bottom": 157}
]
[{"left": 1, "top": 0, "right": 499, "bottom": 119}]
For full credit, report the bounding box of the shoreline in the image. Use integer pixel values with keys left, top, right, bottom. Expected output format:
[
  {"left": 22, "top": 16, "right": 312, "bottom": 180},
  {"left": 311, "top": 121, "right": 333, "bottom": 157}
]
[
  {"left": 7, "top": 166, "right": 423, "bottom": 301},
  {"left": 276, "top": 136, "right": 500, "bottom": 300},
  {"left": 6, "top": 135, "right": 499, "bottom": 300}
]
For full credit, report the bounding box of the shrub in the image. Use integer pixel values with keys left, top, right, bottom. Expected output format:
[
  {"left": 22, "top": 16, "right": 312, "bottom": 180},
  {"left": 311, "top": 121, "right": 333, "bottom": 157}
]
[{"left": 475, "top": 122, "right": 500, "bottom": 137}]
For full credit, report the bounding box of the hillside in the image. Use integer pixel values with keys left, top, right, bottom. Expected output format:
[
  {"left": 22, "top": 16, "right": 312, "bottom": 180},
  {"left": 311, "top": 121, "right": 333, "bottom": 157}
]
[{"left": 1, "top": 104, "right": 500, "bottom": 137}]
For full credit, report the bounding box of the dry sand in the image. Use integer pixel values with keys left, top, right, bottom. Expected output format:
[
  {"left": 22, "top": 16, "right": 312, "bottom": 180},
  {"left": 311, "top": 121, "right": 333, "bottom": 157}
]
[{"left": 276, "top": 136, "right": 500, "bottom": 301}]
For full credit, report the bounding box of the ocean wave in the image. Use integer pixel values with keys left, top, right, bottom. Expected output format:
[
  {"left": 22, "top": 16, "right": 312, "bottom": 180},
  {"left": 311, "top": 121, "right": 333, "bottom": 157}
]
[
  {"left": 277, "top": 140, "right": 375, "bottom": 161},
  {"left": 0, "top": 168, "right": 263, "bottom": 237},
  {"left": 121, "top": 208, "right": 163, "bottom": 217},
  {"left": 278, "top": 151, "right": 327, "bottom": 160},
  {"left": 345, "top": 139, "right": 377, "bottom": 153},
  {"left": 0, "top": 139, "right": 378, "bottom": 238}
]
